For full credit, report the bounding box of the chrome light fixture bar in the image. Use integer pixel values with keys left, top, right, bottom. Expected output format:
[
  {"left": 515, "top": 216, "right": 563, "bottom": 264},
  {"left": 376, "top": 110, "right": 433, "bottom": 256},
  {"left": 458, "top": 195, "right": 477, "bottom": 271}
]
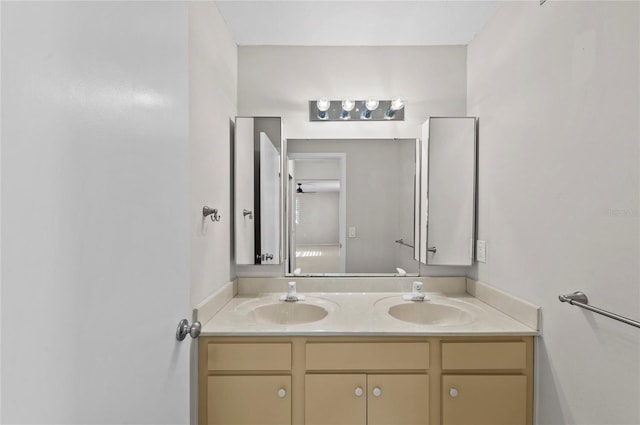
[{"left": 309, "top": 99, "right": 405, "bottom": 122}]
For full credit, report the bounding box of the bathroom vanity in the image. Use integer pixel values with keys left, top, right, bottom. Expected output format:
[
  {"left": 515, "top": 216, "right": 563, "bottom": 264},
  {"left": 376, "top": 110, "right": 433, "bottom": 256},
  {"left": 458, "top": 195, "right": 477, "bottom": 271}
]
[
  {"left": 197, "top": 278, "right": 539, "bottom": 425},
  {"left": 199, "top": 335, "right": 533, "bottom": 425}
]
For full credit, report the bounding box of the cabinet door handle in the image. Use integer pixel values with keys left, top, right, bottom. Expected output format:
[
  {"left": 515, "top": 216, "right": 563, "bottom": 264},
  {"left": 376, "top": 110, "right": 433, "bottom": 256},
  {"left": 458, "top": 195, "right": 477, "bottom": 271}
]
[
  {"left": 372, "top": 387, "right": 382, "bottom": 397},
  {"left": 354, "top": 387, "right": 364, "bottom": 397},
  {"left": 449, "top": 387, "right": 459, "bottom": 398},
  {"left": 277, "top": 388, "right": 286, "bottom": 398}
]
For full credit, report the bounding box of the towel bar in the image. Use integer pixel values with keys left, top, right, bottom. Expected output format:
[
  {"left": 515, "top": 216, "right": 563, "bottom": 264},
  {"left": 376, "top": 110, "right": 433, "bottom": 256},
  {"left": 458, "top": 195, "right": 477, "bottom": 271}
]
[
  {"left": 559, "top": 291, "right": 640, "bottom": 329},
  {"left": 395, "top": 238, "right": 415, "bottom": 249}
]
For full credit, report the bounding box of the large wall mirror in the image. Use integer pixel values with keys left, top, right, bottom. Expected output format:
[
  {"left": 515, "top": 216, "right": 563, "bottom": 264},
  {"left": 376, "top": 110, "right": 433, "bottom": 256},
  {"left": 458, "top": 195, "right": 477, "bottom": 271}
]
[
  {"left": 420, "top": 117, "right": 477, "bottom": 266},
  {"left": 235, "top": 117, "right": 284, "bottom": 265},
  {"left": 233, "top": 117, "right": 477, "bottom": 272},
  {"left": 286, "top": 138, "right": 420, "bottom": 276}
]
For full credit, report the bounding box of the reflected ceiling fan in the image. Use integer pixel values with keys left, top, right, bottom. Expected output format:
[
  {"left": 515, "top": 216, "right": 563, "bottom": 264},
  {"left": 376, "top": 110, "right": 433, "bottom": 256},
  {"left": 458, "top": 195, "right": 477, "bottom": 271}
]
[{"left": 296, "top": 183, "right": 317, "bottom": 194}]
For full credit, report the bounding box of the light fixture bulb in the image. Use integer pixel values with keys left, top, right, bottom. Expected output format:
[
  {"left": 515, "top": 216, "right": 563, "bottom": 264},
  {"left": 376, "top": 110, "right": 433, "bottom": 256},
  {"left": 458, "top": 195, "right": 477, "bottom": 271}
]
[
  {"left": 316, "top": 98, "right": 331, "bottom": 112},
  {"left": 385, "top": 98, "right": 405, "bottom": 119},
  {"left": 341, "top": 100, "right": 355, "bottom": 111},
  {"left": 390, "top": 98, "right": 405, "bottom": 111},
  {"left": 365, "top": 99, "right": 379, "bottom": 111},
  {"left": 340, "top": 100, "right": 355, "bottom": 120}
]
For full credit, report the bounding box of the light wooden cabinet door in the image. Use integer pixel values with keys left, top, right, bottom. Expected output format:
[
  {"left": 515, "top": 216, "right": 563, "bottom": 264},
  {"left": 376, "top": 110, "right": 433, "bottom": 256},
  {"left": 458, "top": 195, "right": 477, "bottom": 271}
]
[
  {"left": 207, "top": 375, "right": 291, "bottom": 425},
  {"left": 305, "top": 374, "right": 367, "bottom": 425},
  {"left": 305, "top": 374, "right": 429, "bottom": 425},
  {"left": 442, "top": 375, "right": 527, "bottom": 425},
  {"left": 368, "top": 374, "right": 429, "bottom": 425}
]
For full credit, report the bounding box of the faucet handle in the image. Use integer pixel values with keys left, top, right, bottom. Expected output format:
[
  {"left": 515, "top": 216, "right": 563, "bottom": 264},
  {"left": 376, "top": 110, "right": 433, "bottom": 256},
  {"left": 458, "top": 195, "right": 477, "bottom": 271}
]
[
  {"left": 403, "top": 282, "right": 428, "bottom": 301},
  {"left": 280, "top": 281, "right": 305, "bottom": 301}
]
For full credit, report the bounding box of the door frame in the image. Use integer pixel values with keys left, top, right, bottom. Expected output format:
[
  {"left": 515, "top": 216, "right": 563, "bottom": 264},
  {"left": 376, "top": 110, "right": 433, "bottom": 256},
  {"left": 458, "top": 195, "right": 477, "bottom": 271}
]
[{"left": 288, "top": 152, "right": 347, "bottom": 274}]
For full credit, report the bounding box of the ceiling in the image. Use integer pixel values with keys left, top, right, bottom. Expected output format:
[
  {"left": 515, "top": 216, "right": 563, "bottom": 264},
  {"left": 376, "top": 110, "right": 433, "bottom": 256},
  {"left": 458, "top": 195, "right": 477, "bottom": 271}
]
[{"left": 215, "top": 1, "right": 503, "bottom": 46}]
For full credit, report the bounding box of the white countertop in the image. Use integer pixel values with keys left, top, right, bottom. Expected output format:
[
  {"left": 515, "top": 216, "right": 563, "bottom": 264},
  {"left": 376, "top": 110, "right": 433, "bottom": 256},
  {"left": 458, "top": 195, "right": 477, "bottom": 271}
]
[{"left": 201, "top": 291, "right": 538, "bottom": 337}]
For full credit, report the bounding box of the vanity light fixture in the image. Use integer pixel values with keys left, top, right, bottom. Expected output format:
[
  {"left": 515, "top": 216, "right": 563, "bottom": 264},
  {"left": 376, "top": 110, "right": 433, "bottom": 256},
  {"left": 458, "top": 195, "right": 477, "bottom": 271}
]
[
  {"left": 316, "top": 98, "right": 331, "bottom": 120},
  {"left": 309, "top": 99, "right": 404, "bottom": 121},
  {"left": 385, "top": 98, "right": 405, "bottom": 119},
  {"left": 341, "top": 100, "right": 355, "bottom": 120},
  {"left": 361, "top": 99, "right": 380, "bottom": 120}
]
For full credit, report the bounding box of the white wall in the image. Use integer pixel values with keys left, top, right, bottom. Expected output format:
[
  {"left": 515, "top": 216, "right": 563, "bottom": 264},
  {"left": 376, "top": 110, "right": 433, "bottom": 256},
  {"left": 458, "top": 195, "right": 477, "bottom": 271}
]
[
  {"left": 238, "top": 46, "right": 467, "bottom": 140},
  {"left": 294, "top": 159, "right": 341, "bottom": 181},
  {"left": 296, "top": 192, "right": 340, "bottom": 245},
  {"left": 0, "top": 2, "right": 4, "bottom": 418},
  {"left": 189, "top": 2, "right": 238, "bottom": 305},
  {"left": 1, "top": 2, "right": 191, "bottom": 423},
  {"left": 467, "top": 2, "right": 640, "bottom": 424},
  {"left": 293, "top": 160, "right": 340, "bottom": 245}
]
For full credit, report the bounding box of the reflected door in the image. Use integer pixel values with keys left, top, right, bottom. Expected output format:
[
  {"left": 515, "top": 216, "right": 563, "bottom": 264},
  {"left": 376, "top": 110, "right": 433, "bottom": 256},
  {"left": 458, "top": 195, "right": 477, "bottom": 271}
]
[{"left": 260, "top": 132, "right": 280, "bottom": 264}]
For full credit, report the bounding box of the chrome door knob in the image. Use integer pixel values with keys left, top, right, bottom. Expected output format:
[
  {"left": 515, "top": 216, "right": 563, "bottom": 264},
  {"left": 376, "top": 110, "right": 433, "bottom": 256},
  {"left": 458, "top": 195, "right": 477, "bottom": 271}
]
[
  {"left": 176, "top": 319, "right": 201, "bottom": 341},
  {"left": 277, "top": 388, "right": 287, "bottom": 398},
  {"left": 372, "top": 387, "right": 382, "bottom": 397},
  {"left": 354, "top": 387, "right": 364, "bottom": 397},
  {"left": 449, "top": 387, "right": 459, "bottom": 398}
]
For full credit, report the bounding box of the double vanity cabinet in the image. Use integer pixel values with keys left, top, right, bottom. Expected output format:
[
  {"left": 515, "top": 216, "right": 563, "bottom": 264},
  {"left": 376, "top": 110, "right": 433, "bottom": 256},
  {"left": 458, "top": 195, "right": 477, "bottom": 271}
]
[{"left": 198, "top": 335, "right": 534, "bottom": 425}]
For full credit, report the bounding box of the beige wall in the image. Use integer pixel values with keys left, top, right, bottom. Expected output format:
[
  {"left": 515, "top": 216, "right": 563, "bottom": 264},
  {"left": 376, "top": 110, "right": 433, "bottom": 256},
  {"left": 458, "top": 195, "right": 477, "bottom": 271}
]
[
  {"left": 467, "top": 2, "right": 639, "bottom": 423},
  {"left": 189, "top": 2, "right": 238, "bottom": 305}
]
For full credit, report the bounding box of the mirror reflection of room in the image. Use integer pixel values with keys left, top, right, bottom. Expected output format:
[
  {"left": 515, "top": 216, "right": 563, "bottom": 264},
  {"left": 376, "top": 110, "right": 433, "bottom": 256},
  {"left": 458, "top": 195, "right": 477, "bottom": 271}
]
[
  {"left": 291, "top": 158, "right": 342, "bottom": 274},
  {"left": 287, "top": 138, "right": 419, "bottom": 276}
]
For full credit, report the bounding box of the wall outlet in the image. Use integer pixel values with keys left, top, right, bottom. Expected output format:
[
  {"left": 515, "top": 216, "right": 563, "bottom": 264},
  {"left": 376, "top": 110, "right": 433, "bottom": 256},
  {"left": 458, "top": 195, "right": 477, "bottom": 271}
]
[
  {"left": 348, "top": 227, "right": 356, "bottom": 238},
  {"left": 476, "top": 240, "right": 487, "bottom": 263}
]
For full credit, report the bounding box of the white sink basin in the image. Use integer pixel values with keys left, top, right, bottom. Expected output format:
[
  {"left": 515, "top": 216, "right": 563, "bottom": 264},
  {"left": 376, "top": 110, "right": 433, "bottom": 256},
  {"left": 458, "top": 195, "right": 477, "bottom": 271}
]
[
  {"left": 375, "top": 295, "right": 478, "bottom": 326},
  {"left": 234, "top": 295, "right": 339, "bottom": 325},
  {"left": 387, "top": 302, "right": 474, "bottom": 326},
  {"left": 252, "top": 302, "right": 329, "bottom": 325}
]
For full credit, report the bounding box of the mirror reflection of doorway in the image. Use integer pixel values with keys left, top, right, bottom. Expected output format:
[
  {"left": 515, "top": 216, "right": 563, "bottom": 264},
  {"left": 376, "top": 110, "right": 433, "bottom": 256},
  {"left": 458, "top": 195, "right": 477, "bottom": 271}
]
[
  {"left": 295, "top": 179, "right": 340, "bottom": 273},
  {"left": 289, "top": 155, "right": 346, "bottom": 274}
]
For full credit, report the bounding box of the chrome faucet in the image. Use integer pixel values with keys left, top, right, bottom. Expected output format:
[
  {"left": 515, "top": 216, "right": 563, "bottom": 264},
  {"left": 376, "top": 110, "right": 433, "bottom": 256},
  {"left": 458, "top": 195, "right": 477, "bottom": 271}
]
[
  {"left": 280, "top": 281, "right": 305, "bottom": 302},
  {"left": 403, "top": 281, "right": 429, "bottom": 301}
]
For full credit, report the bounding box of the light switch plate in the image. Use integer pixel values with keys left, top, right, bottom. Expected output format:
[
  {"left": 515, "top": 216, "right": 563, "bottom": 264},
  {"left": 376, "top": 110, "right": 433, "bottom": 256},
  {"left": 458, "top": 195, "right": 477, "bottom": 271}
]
[
  {"left": 348, "top": 227, "right": 356, "bottom": 238},
  {"left": 476, "top": 240, "right": 487, "bottom": 263}
]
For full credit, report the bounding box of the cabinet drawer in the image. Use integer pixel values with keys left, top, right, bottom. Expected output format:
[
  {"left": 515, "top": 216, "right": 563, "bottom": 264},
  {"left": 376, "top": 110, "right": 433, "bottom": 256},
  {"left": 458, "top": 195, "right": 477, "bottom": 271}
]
[
  {"left": 208, "top": 343, "right": 291, "bottom": 371},
  {"left": 442, "top": 341, "right": 526, "bottom": 370},
  {"left": 306, "top": 342, "right": 429, "bottom": 370}
]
